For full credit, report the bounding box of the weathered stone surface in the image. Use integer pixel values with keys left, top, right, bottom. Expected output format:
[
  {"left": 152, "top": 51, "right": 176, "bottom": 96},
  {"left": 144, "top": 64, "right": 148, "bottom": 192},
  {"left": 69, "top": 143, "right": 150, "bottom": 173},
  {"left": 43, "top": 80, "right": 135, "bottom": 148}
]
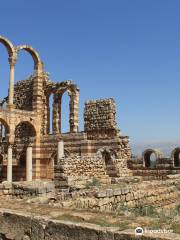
[{"left": 0, "top": 209, "right": 179, "bottom": 240}]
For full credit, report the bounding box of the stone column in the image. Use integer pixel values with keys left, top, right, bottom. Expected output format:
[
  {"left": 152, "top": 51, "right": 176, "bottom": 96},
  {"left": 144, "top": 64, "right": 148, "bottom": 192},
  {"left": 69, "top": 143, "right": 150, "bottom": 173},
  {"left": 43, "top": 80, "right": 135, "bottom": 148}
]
[
  {"left": 8, "top": 56, "right": 16, "bottom": 107},
  {"left": 69, "top": 91, "right": 79, "bottom": 133},
  {"left": 26, "top": 145, "right": 33, "bottom": 181},
  {"left": 53, "top": 93, "right": 62, "bottom": 134},
  {"left": 58, "top": 141, "right": 64, "bottom": 159},
  {"left": 7, "top": 144, "right": 13, "bottom": 182}
]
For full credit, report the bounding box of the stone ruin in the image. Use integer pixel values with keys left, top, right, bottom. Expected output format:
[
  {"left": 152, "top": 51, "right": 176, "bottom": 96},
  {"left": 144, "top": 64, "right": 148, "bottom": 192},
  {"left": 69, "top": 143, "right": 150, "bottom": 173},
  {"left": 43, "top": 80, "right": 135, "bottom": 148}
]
[
  {"left": 0, "top": 35, "right": 179, "bottom": 190},
  {"left": 0, "top": 36, "right": 180, "bottom": 240},
  {"left": 0, "top": 35, "right": 132, "bottom": 189}
]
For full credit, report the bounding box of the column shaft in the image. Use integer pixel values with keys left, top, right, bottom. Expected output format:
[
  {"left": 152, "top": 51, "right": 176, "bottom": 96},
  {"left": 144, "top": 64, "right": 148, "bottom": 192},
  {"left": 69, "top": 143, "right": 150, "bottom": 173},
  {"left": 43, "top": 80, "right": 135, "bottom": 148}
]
[
  {"left": 8, "top": 64, "right": 15, "bottom": 106},
  {"left": 58, "top": 141, "right": 64, "bottom": 159},
  {"left": 7, "top": 146, "right": 12, "bottom": 182},
  {"left": 26, "top": 146, "right": 33, "bottom": 181}
]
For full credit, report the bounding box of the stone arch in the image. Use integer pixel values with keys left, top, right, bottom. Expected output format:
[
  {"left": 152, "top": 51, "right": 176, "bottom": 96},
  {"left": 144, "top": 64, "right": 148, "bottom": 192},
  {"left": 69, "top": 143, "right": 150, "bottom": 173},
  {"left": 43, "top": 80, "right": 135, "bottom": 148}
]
[
  {"left": 171, "top": 147, "right": 180, "bottom": 167},
  {"left": 15, "top": 121, "right": 36, "bottom": 143},
  {"left": 97, "top": 147, "right": 118, "bottom": 177},
  {"left": 0, "top": 35, "right": 15, "bottom": 57},
  {"left": 142, "top": 149, "right": 163, "bottom": 168},
  {"left": 16, "top": 45, "right": 42, "bottom": 72},
  {"left": 54, "top": 80, "right": 79, "bottom": 133}
]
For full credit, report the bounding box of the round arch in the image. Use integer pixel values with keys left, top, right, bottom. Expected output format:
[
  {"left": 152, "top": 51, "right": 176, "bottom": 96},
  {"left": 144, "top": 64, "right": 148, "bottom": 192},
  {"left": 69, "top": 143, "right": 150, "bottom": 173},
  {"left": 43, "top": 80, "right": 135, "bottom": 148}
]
[
  {"left": 171, "top": 147, "right": 180, "bottom": 167},
  {"left": 142, "top": 149, "right": 163, "bottom": 168},
  {"left": 15, "top": 121, "right": 36, "bottom": 139},
  {"left": 0, "top": 35, "right": 15, "bottom": 57},
  {"left": 15, "top": 45, "right": 42, "bottom": 72}
]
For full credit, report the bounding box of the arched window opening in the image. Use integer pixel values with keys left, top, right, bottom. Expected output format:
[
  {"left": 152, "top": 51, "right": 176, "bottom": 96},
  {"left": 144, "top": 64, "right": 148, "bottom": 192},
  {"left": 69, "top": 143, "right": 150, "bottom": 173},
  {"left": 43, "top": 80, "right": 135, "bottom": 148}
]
[
  {"left": 61, "top": 91, "right": 70, "bottom": 133},
  {"left": 143, "top": 151, "right": 157, "bottom": 168},
  {"left": 102, "top": 150, "right": 118, "bottom": 177}
]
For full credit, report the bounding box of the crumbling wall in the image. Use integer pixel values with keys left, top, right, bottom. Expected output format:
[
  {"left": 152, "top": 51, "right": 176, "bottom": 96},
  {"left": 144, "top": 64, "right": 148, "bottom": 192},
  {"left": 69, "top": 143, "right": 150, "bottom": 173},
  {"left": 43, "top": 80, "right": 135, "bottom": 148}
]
[
  {"left": 54, "top": 151, "right": 132, "bottom": 188},
  {"left": 84, "top": 98, "right": 118, "bottom": 139},
  {"left": 13, "top": 76, "right": 34, "bottom": 111}
]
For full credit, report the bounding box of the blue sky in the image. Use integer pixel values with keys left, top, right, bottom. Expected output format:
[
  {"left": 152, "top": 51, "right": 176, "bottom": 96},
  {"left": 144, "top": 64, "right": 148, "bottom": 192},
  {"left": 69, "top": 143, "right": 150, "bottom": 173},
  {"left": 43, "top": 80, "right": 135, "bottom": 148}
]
[{"left": 0, "top": 0, "right": 180, "bottom": 148}]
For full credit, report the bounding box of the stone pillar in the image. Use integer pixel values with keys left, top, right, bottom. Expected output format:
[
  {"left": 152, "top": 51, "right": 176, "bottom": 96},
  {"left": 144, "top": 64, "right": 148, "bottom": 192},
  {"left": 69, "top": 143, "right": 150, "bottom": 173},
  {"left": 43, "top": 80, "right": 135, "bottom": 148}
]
[
  {"left": 8, "top": 56, "right": 16, "bottom": 107},
  {"left": 69, "top": 91, "right": 79, "bottom": 133},
  {"left": 32, "top": 62, "right": 44, "bottom": 113},
  {"left": 58, "top": 141, "right": 64, "bottom": 159},
  {"left": 53, "top": 93, "right": 62, "bottom": 134},
  {"left": 7, "top": 145, "right": 13, "bottom": 182},
  {"left": 46, "top": 94, "right": 50, "bottom": 134},
  {"left": 26, "top": 145, "right": 33, "bottom": 181}
]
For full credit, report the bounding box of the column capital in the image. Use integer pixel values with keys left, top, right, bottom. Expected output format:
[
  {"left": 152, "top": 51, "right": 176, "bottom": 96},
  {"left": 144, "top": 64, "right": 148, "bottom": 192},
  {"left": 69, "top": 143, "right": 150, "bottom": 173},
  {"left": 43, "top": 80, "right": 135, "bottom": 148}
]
[{"left": 27, "top": 143, "right": 33, "bottom": 148}]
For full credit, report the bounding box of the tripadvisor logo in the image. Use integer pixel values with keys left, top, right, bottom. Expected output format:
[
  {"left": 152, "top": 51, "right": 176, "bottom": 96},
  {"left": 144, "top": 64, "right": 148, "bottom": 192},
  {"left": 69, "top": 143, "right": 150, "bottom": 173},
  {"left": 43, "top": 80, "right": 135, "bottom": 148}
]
[{"left": 135, "top": 227, "right": 144, "bottom": 236}]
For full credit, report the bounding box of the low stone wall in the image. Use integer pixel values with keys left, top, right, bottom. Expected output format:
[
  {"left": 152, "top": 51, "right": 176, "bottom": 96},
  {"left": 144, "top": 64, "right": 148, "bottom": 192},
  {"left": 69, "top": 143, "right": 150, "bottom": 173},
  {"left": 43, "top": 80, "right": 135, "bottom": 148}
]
[
  {"left": 59, "top": 178, "right": 180, "bottom": 212},
  {"left": 0, "top": 181, "right": 55, "bottom": 198},
  {"left": 0, "top": 209, "right": 179, "bottom": 240}
]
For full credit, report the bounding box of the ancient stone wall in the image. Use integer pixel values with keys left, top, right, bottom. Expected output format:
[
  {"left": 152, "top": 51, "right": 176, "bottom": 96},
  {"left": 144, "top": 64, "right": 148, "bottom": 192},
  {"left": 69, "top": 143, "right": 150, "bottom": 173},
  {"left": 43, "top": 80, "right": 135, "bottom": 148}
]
[
  {"left": 60, "top": 177, "right": 180, "bottom": 212},
  {"left": 84, "top": 98, "right": 118, "bottom": 139},
  {"left": 128, "top": 155, "right": 180, "bottom": 179}
]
